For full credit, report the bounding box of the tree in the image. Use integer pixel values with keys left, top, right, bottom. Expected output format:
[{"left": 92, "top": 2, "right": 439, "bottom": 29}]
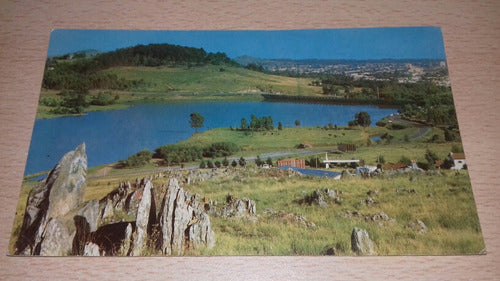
[
  {"left": 250, "top": 114, "right": 260, "bottom": 130},
  {"left": 222, "top": 157, "right": 229, "bottom": 167},
  {"left": 199, "top": 160, "right": 206, "bottom": 169},
  {"left": 295, "top": 120, "right": 301, "bottom": 126},
  {"left": 231, "top": 159, "right": 238, "bottom": 168},
  {"left": 207, "top": 160, "right": 214, "bottom": 169},
  {"left": 189, "top": 112, "right": 205, "bottom": 133},
  {"left": 425, "top": 149, "right": 439, "bottom": 169},
  {"left": 255, "top": 155, "right": 263, "bottom": 166},
  {"left": 352, "top": 111, "right": 371, "bottom": 127},
  {"left": 278, "top": 122, "right": 283, "bottom": 131},
  {"left": 239, "top": 156, "right": 246, "bottom": 167},
  {"left": 240, "top": 118, "right": 248, "bottom": 130},
  {"left": 266, "top": 157, "right": 273, "bottom": 166},
  {"left": 214, "top": 160, "right": 221, "bottom": 168}
]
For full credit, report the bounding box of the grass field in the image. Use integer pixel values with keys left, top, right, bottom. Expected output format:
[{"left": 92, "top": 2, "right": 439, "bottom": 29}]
[
  {"left": 178, "top": 125, "right": 461, "bottom": 165},
  {"left": 175, "top": 168, "right": 484, "bottom": 255},
  {"left": 104, "top": 65, "right": 322, "bottom": 96}
]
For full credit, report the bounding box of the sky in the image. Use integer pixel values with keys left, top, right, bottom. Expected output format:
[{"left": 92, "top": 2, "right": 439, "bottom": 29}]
[{"left": 47, "top": 27, "right": 446, "bottom": 60}]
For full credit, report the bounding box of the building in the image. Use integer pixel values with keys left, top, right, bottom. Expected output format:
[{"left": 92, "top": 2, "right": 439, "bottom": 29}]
[
  {"left": 277, "top": 158, "right": 306, "bottom": 169},
  {"left": 322, "top": 153, "right": 360, "bottom": 168},
  {"left": 450, "top": 152, "right": 466, "bottom": 170},
  {"left": 338, "top": 143, "right": 356, "bottom": 152}
]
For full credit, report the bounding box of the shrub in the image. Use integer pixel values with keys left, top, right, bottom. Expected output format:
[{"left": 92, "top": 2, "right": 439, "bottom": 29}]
[
  {"left": 40, "top": 96, "right": 61, "bottom": 107},
  {"left": 375, "top": 120, "right": 387, "bottom": 127},
  {"left": 390, "top": 123, "right": 407, "bottom": 130},
  {"left": 399, "top": 156, "right": 411, "bottom": 165},
  {"left": 90, "top": 91, "right": 116, "bottom": 106},
  {"left": 203, "top": 142, "right": 239, "bottom": 157},
  {"left": 155, "top": 144, "right": 203, "bottom": 165},
  {"left": 121, "top": 150, "right": 152, "bottom": 167}
]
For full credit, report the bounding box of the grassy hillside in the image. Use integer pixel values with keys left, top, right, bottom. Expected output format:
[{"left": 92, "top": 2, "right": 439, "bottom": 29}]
[
  {"left": 103, "top": 65, "right": 322, "bottom": 96},
  {"left": 179, "top": 169, "right": 483, "bottom": 255}
]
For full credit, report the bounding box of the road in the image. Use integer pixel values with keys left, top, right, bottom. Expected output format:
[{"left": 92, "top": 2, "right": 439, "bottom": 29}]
[
  {"left": 88, "top": 149, "right": 332, "bottom": 180},
  {"left": 386, "top": 114, "right": 431, "bottom": 141}
]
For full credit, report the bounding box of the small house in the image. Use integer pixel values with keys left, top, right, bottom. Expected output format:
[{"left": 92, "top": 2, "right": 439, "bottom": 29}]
[
  {"left": 277, "top": 158, "right": 306, "bottom": 169},
  {"left": 450, "top": 152, "right": 466, "bottom": 170}
]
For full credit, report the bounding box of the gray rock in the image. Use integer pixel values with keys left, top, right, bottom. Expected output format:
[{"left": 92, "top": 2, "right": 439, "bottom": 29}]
[
  {"left": 206, "top": 194, "right": 257, "bottom": 218},
  {"left": 101, "top": 198, "right": 115, "bottom": 220},
  {"left": 131, "top": 180, "right": 152, "bottom": 256},
  {"left": 409, "top": 219, "right": 428, "bottom": 234},
  {"left": 160, "top": 178, "right": 215, "bottom": 255},
  {"left": 15, "top": 143, "right": 87, "bottom": 256},
  {"left": 77, "top": 200, "right": 99, "bottom": 232},
  {"left": 83, "top": 242, "right": 101, "bottom": 256},
  {"left": 365, "top": 197, "right": 375, "bottom": 205},
  {"left": 302, "top": 188, "right": 341, "bottom": 207},
  {"left": 351, "top": 227, "right": 375, "bottom": 255},
  {"left": 39, "top": 218, "right": 74, "bottom": 256},
  {"left": 119, "top": 223, "right": 133, "bottom": 256},
  {"left": 47, "top": 143, "right": 87, "bottom": 218}
]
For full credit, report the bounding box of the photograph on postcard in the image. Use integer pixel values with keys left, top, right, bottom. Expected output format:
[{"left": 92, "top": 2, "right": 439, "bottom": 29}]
[{"left": 9, "top": 27, "right": 484, "bottom": 256}]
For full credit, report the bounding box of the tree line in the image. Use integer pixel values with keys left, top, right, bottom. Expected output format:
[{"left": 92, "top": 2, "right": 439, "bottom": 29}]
[
  {"left": 319, "top": 76, "right": 456, "bottom": 126},
  {"left": 43, "top": 43, "right": 238, "bottom": 93},
  {"left": 240, "top": 115, "right": 274, "bottom": 131},
  {"left": 120, "top": 141, "right": 240, "bottom": 168}
]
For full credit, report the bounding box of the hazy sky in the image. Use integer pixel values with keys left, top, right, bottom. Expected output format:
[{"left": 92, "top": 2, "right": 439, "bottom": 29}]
[{"left": 47, "top": 27, "right": 446, "bottom": 60}]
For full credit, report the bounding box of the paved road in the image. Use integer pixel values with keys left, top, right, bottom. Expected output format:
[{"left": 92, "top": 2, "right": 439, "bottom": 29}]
[
  {"left": 88, "top": 149, "right": 332, "bottom": 180},
  {"left": 386, "top": 114, "right": 431, "bottom": 141}
]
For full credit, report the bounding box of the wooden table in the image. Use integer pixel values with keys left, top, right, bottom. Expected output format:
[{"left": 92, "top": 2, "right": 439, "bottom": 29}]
[{"left": 0, "top": 1, "right": 498, "bottom": 280}]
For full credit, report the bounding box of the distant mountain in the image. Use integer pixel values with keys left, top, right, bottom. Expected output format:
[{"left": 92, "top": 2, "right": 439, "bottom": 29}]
[
  {"left": 76, "top": 49, "right": 101, "bottom": 57},
  {"left": 49, "top": 49, "right": 101, "bottom": 59}
]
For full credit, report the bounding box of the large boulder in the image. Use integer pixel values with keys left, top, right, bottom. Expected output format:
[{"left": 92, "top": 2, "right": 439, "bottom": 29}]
[
  {"left": 15, "top": 143, "right": 87, "bottom": 255},
  {"left": 160, "top": 178, "right": 215, "bottom": 255},
  {"left": 351, "top": 227, "right": 375, "bottom": 255}
]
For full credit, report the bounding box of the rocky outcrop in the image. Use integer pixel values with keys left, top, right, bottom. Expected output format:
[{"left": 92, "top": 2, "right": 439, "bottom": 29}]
[
  {"left": 409, "top": 219, "right": 428, "bottom": 234},
  {"left": 15, "top": 143, "right": 87, "bottom": 255},
  {"left": 351, "top": 227, "right": 375, "bottom": 255},
  {"left": 300, "top": 188, "right": 342, "bottom": 207},
  {"left": 160, "top": 178, "right": 215, "bottom": 255},
  {"left": 205, "top": 194, "right": 257, "bottom": 219},
  {"left": 15, "top": 144, "right": 215, "bottom": 256}
]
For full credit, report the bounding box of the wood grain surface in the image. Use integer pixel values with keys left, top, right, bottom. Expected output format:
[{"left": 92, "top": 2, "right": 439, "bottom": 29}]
[{"left": 0, "top": 1, "right": 498, "bottom": 280}]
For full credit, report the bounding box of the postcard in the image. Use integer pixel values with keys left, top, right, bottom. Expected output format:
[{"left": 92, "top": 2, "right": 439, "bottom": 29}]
[{"left": 10, "top": 27, "right": 484, "bottom": 256}]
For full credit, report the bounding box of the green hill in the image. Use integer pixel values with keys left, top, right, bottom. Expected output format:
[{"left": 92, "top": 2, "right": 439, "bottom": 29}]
[{"left": 103, "top": 64, "right": 321, "bottom": 95}]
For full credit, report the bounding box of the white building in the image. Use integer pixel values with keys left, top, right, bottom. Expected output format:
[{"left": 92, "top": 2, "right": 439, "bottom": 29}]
[{"left": 450, "top": 152, "right": 466, "bottom": 170}]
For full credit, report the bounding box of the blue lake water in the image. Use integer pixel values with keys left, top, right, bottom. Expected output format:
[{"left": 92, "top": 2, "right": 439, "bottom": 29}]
[
  {"left": 279, "top": 166, "right": 341, "bottom": 178},
  {"left": 24, "top": 101, "right": 397, "bottom": 175}
]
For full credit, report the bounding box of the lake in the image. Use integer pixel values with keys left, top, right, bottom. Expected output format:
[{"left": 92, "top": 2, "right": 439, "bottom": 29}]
[{"left": 24, "top": 101, "right": 397, "bottom": 175}]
